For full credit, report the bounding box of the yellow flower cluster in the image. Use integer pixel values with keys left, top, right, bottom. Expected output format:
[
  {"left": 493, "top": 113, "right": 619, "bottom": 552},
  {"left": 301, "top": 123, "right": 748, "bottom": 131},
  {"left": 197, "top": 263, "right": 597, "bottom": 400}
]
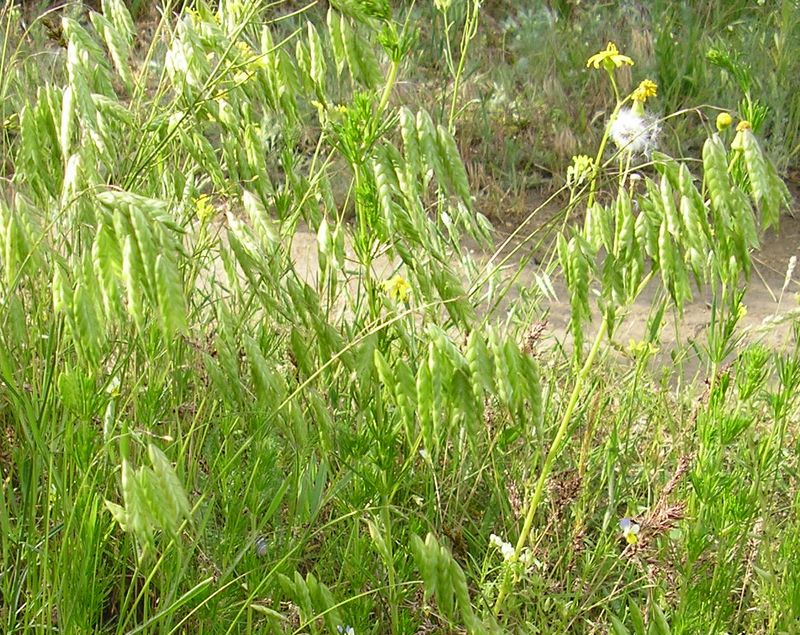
[
  {"left": 194, "top": 194, "right": 215, "bottom": 223},
  {"left": 632, "top": 79, "right": 657, "bottom": 103},
  {"left": 234, "top": 41, "right": 266, "bottom": 73},
  {"left": 383, "top": 275, "right": 411, "bottom": 303}
]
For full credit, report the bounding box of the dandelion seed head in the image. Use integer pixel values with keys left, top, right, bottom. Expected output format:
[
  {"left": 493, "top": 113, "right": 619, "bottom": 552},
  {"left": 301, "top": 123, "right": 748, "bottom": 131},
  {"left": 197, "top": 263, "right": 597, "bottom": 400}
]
[{"left": 609, "top": 108, "right": 659, "bottom": 156}]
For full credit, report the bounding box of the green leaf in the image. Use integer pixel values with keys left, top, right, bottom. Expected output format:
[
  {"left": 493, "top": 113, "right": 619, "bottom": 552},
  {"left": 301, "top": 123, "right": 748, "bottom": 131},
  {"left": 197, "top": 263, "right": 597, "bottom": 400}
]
[
  {"left": 609, "top": 613, "right": 631, "bottom": 635},
  {"left": 650, "top": 603, "right": 671, "bottom": 635}
]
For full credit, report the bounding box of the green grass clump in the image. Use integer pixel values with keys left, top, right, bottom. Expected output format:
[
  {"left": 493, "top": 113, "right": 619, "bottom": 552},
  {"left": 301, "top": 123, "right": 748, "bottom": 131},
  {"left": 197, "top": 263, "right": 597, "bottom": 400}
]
[{"left": 1, "top": 1, "right": 799, "bottom": 633}]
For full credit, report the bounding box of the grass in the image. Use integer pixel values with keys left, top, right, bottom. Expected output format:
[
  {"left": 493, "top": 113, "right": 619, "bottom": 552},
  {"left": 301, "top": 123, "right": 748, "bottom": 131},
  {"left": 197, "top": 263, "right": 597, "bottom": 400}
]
[{"left": 1, "top": 0, "right": 799, "bottom": 633}]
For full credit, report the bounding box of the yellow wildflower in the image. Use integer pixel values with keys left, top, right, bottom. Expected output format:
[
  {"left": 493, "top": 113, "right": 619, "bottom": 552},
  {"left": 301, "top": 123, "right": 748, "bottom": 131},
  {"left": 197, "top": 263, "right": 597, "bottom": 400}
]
[
  {"left": 234, "top": 41, "right": 266, "bottom": 71},
  {"left": 736, "top": 120, "right": 752, "bottom": 132},
  {"left": 235, "top": 41, "right": 254, "bottom": 58},
  {"left": 627, "top": 338, "right": 660, "bottom": 358},
  {"left": 632, "top": 79, "right": 658, "bottom": 103},
  {"left": 716, "top": 112, "right": 733, "bottom": 132},
  {"left": 194, "top": 194, "right": 215, "bottom": 223},
  {"left": 586, "top": 42, "right": 634, "bottom": 70},
  {"left": 384, "top": 274, "right": 411, "bottom": 303}
]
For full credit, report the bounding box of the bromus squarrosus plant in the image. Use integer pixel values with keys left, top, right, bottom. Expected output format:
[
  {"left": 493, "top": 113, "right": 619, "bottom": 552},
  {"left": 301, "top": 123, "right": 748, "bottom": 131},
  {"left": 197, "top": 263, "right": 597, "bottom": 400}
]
[{"left": 1, "top": 3, "right": 799, "bottom": 633}]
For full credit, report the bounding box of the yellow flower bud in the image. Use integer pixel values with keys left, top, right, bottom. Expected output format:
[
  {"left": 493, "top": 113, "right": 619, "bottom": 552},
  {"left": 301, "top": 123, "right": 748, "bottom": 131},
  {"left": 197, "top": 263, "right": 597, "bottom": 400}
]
[
  {"left": 732, "top": 120, "right": 752, "bottom": 151},
  {"left": 715, "top": 112, "right": 733, "bottom": 132}
]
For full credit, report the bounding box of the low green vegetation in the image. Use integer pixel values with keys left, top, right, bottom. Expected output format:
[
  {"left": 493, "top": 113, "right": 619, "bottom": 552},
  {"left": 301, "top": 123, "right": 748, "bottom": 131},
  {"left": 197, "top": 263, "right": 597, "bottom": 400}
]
[{"left": 1, "top": 1, "right": 799, "bottom": 633}]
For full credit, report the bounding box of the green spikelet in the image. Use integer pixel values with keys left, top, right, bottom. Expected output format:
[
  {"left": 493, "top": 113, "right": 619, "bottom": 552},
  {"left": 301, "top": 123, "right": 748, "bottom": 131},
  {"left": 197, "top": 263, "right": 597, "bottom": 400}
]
[
  {"left": 738, "top": 128, "right": 790, "bottom": 230},
  {"left": 436, "top": 124, "right": 473, "bottom": 208},
  {"left": 327, "top": 9, "right": 347, "bottom": 76},
  {"left": 416, "top": 354, "right": 434, "bottom": 453},
  {"left": 416, "top": 110, "right": 447, "bottom": 186},
  {"left": 399, "top": 107, "right": 422, "bottom": 181},
  {"left": 72, "top": 280, "right": 103, "bottom": 365},
  {"left": 702, "top": 134, "right": 735, "bottom": 232},
  {"left": 466, "top": 329, "right": 494, "bottom": 401},
  {"left": 121, "top": 235, "right": 146, "bottom": 331},
  {"left": 155, "top": 253, "right": 187, "bottom": 336}
]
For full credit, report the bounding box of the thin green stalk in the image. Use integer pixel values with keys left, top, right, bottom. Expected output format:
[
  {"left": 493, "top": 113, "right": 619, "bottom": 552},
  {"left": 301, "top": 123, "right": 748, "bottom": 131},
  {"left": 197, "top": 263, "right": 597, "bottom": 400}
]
[
  {"left": 493, "top": 317, "right": 609, "bottom": 616},
  {"left": 447, "top": 0, "right": 480, "bottom": 132},
  {"left": 381, "top": 502, "right": 400, "bottom": 635},
  {"left": 377, "top": 58, "right": 400, "bottom": 115}
]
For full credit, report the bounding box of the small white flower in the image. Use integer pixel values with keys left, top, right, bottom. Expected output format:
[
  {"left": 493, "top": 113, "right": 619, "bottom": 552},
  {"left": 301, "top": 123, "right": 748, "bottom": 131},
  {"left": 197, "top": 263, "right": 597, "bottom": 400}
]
[
  {"left": 609, "top": 108, "right": 659, "bottom": 155},
  {"left": 489, "top": 533, "right": 516, "bottom": 561}
]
